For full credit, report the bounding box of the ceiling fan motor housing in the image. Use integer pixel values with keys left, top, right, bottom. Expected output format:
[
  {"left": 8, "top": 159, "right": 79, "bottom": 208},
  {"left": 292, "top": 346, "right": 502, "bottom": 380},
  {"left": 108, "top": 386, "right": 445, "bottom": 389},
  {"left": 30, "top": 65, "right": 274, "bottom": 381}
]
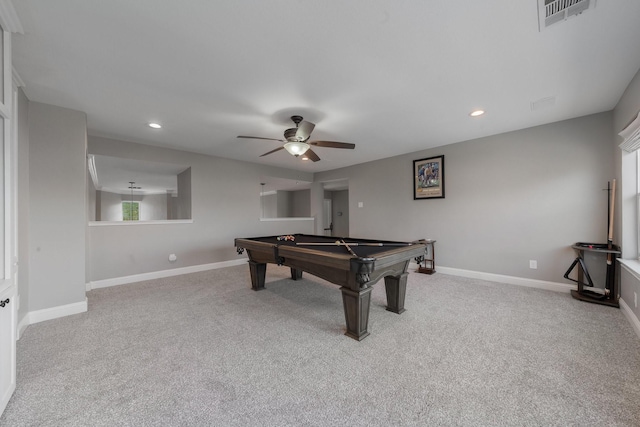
[{"left": 284, "top": 127, "right": 303, "bottom": 141}]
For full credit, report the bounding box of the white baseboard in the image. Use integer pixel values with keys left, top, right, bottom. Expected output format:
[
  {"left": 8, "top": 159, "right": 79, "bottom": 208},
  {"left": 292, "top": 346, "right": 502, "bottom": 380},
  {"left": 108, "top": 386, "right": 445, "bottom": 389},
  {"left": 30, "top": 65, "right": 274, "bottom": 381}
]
[
  {"left": 433, "top": 265, "right": 576, "bottom": 293},
  {"left": 17, "top": 314, "right": 28, "bottom": 340},
  {"left": 86, "top": 258, "right": 247, "bottom": 291},
  {"left": 18, "top": 298, "right": 88, "bottom": 338},
  {"left": 96, "top": 261, "right": 572, "bottom": 294},
  {"left": 620, "top": 298, "right": 640, "bottom": 340}
]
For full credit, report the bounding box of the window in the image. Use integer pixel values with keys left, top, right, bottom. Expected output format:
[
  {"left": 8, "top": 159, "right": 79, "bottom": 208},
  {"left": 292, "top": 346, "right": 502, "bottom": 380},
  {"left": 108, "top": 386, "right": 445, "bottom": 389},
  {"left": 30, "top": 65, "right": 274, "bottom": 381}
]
[
  {"left": 122, "top": 201, "right": 139, "bottom": 221},
  {"left": 636, "top": 151, "right": 640, "bottom": 260},
  {"left": 619, "top": 111, "right": 640, "bottom": 260}
]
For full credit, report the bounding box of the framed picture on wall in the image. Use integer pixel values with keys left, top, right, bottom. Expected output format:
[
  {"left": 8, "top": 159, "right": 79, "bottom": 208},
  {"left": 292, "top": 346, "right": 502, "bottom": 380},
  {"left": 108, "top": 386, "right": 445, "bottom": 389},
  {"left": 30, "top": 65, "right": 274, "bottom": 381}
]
[{"left": 413, "top": 155, "right": 445, "bottom": 199}]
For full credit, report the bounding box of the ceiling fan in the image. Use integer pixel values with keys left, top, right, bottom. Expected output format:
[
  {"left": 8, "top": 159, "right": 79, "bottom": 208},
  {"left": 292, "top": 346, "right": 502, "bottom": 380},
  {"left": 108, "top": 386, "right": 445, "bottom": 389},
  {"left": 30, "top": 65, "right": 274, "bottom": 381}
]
[{"left": 237, "top": 115, "right": 355, "bottom": 162}]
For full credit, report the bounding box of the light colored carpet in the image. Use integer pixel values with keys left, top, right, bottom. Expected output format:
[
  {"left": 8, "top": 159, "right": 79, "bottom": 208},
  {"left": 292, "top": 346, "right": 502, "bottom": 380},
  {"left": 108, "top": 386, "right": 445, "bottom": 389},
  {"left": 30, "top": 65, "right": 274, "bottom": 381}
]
[{"left": 2, "top": 264, "right": 639, "bottom": 426}]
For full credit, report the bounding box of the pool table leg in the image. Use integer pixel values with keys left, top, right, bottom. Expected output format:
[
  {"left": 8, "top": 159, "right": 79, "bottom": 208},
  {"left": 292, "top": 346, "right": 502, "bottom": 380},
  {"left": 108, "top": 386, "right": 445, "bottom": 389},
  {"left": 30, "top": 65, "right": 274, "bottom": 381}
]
[
  {"left": 340, "top": 286, "right": 373, "bottom": 341},
  {"left": 248, "top": 260, "right": 267, "bottom": 291},
  {"left": 290, "top": 268, "right": 302, "bottom": 280},
  {"left": 384, "top": 272, "right": 408, "bottom": 314}
]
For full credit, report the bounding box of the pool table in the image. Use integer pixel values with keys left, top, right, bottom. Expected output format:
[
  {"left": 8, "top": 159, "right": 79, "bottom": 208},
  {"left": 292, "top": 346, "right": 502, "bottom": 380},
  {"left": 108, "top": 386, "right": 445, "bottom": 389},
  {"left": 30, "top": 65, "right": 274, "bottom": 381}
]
[{"left": 235, "top": 234, "right": 426, "bottom": 340}]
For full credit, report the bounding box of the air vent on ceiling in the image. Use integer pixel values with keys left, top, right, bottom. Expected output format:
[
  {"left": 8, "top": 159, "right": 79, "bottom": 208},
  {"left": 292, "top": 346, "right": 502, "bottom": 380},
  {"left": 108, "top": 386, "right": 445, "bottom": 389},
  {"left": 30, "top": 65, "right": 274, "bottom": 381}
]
[
  {"left": 538, "top": 0, "right": 596, "bottom": 31},
  {"left": 531, "top": 96, "right": 556, "bottom": 111}
]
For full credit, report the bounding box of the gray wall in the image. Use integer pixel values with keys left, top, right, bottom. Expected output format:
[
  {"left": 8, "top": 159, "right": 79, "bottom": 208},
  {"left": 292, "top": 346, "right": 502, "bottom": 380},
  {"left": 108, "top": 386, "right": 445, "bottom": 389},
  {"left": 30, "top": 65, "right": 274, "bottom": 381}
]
[
  {"left": 19, "top": 90, "right": 639, "bottom": 332},
  {"left": 291, "top": 190, "right": 310, "bottom": 217},
  {"left": 16, "top": 88, "right": 30, "bottom": 326},
  {"left": 176, "top": 167, "right": 191, "bottom": 219},
  {"left": 260, "top": 190, "right": 310, "bottom": 218},
  {"left": 87, "top": 136, "right": 315, "bottom": 282},
  {"left": 27, "top": 102, "right": 87, "bottom": 311},
  {"left": 100, "top": 191, "right": 123, "bottom": 221},
  {"left": 261, "top": 193, "right": 277, "bottom": 218},
  {"left": 139, "top": 194, "right": 167, "bottom": 221},
  {"left": 277, "top": 190, "right": 291, "bottom": 217},
  {"left": 316, "top": 113, "right": 614, "bottom": 283}
]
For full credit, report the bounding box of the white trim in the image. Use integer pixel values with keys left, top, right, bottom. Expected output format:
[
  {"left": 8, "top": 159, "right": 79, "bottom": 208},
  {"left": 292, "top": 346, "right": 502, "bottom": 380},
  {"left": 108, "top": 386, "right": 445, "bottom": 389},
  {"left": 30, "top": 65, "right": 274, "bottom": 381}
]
[
  {"left": 86, "top": 258, "right": 247, "bottom": 291},
  {"left": 87, "top": 154, "right": 99, "bottom": 190},
  {"left": 617, "top": 260, "right": 640, "bottom": 341},
  {"left": 11, "top": 66, "right": 22, "bottom": 88},
  {"left": 637, "top": 152, "right": 640, "bottom": 260},
  {"left": 89, "top": 219, "right": 193, "bottom": 226},
  {"left": 619, "top": 258, "right": 640, "bottom": 280},
  {"left": 432, "top": 265, "right": 576, "bottom": 293},
  {"left": 97, "top": 260, "right": 573, "bottom": 293},
  {"left": 259, "top": 217, "right": 314, "bottom": 222},
  {"left": 620, "top": 298, "right": 640, "bottom": 340},
  {"left": 619, "top": 110, "right": 640, "bottom": 152},
  {"left": 0, "top": 19, "right": 16, "bottom": 418},
  {"left": 23, "top": 298, "right": 87, "bottom": 327}
]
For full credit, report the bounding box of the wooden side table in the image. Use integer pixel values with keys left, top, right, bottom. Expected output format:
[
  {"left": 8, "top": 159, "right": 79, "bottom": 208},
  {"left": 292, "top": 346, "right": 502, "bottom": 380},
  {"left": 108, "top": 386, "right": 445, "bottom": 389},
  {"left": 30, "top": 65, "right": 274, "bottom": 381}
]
[{"left": 418, "top": 239, "right": 436, "bottom": 274}]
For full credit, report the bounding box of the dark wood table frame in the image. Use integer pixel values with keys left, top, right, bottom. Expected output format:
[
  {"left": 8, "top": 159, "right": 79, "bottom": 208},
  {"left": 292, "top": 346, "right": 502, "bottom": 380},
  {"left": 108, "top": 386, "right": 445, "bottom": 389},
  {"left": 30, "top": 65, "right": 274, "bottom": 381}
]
[
  {"left": 564, "top": 242, "right": 620, "bottom": 307},
  {"left": 235, "top": 236, "right": 426, "bottom": 340}
]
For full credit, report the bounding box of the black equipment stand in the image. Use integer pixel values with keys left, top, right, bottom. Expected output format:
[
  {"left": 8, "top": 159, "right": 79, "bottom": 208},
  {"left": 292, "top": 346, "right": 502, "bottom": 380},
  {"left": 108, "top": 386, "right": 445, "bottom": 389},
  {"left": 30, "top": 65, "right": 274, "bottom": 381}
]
[
  {"left": 564, "top": 242, "right": 620, "bottom": 307},
  {"left": 417, "top": 239, "right": 436, "bottom": 274}
]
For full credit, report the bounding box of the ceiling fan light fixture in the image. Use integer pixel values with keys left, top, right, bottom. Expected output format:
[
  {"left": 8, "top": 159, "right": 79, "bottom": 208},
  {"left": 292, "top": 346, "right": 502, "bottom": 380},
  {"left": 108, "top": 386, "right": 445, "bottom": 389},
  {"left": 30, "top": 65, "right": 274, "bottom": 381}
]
[{"left": 284, "top": 141, "right": 310, "bottom": 156}]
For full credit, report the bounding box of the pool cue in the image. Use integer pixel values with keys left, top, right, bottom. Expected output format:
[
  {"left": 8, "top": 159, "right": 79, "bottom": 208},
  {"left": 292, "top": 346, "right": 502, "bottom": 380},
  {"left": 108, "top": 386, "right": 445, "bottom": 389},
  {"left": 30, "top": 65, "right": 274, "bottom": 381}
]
[
  {"left": 340, "top": 239, "right": 358, "bottom": 257},
  {"left": 296, "top": 242, "right": 413, "bottom": 247}
]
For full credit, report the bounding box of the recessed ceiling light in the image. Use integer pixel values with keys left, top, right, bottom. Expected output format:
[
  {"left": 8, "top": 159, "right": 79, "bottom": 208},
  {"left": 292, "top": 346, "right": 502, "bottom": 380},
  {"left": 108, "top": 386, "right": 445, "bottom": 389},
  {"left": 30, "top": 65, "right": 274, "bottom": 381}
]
[
  {"left": 148, "top": 122, "right": 162, "bottom": 129},
  {"left": 469, "top": 110, "right": 485, "bottom": 117}
]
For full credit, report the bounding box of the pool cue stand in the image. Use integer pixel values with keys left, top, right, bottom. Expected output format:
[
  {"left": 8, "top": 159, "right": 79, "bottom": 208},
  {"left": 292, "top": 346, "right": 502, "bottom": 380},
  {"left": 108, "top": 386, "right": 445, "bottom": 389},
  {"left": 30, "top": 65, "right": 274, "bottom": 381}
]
[
  {"left": 564, "top": 242, "right": 620, "bottom": 308},
  {"left": 417, "top": 239, "right": 436, "bottom": 274}
]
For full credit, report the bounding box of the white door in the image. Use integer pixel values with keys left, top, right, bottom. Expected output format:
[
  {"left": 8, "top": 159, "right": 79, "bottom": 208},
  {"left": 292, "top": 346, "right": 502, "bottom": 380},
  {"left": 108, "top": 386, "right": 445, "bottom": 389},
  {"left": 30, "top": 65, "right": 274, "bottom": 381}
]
[
  {"left": 0, "top": 283, "right": 15, "bottom": 416},
  {"left": 0, "top": 24, "right": 17, "bottom": 417}
]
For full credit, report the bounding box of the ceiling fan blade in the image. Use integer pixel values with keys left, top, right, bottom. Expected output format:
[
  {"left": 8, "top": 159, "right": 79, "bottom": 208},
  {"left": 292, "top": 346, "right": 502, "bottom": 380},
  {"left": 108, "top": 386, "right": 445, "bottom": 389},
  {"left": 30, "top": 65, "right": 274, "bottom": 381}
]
[
  {"left": 296, "top": 121, "right": 315, "bottom": 141},
  {"left": 237, "top": 135, "right": 284, "bottom": 142},
  {"left": 309, "top": 140, "right": 356, "bottom": 149},
  {"left": 259, "top": 146, "right": 285, "bottom": 157},
  {"left": 303, "top": 148, "right": 320, "bottom": 162}
]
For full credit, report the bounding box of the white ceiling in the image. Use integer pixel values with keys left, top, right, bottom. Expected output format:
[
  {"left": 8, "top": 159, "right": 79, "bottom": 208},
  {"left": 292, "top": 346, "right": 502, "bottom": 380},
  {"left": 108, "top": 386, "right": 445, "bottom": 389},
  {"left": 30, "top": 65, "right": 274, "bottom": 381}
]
[
  {"left": 11, "top": 1, "right": 640, "bottom": 173},
  {"left": 90, "top": 155, "right": 188, "bottom": 195}
]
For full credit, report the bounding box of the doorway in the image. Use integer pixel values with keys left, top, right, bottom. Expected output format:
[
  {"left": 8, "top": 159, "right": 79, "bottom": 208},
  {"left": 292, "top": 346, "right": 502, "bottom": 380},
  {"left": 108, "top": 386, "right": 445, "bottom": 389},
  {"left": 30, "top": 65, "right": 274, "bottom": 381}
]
[
  {"left": 322, "top": 179, "right": 349, "bottom": 238},
  {"left": 322, "top": 198, "right": 332, "bottom": 236},
  {"left": 330, "top": 190, "right": 349, "bottom": 237}
]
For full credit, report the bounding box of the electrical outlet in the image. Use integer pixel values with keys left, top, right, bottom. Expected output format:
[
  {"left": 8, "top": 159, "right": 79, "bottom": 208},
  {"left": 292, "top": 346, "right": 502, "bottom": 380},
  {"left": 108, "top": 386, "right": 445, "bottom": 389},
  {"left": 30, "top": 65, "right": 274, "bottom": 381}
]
[{"left": 529, "top": 260, "right": 537, "bottom": 269}]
